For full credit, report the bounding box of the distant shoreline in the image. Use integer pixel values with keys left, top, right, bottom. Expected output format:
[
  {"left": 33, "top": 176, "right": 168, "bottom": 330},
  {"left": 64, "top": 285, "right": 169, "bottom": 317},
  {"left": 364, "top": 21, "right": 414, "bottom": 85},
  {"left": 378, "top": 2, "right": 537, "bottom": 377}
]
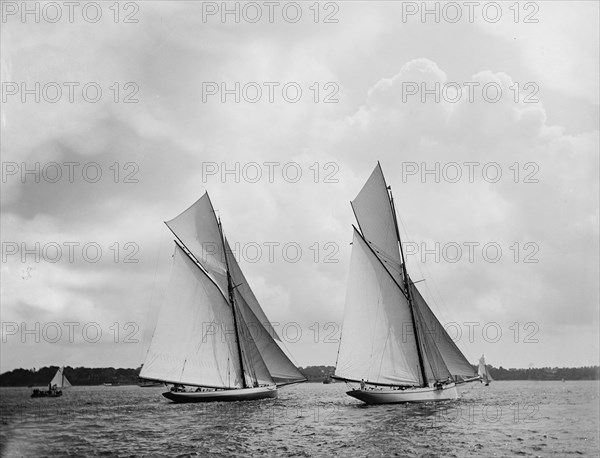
[
  {"left": 1, "top": 365, "right": 598, "bottom": 386},
  {"left": 0, "top": 380, "right": 599, "bottom": 388}
]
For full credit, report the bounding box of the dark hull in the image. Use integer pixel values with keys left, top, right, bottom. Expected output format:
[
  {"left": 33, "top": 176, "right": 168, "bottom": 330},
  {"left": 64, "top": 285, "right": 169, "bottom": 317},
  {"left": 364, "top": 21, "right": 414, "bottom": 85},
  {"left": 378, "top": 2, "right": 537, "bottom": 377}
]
[
  {"left": 138, "top": 381, "right": 163, "bottom": 387},
  {"left": 162, "top": 385, "right": 277, "bottom": 403},
  {"left": 31, "top": 389, "right": 62, "bottom": 398}
]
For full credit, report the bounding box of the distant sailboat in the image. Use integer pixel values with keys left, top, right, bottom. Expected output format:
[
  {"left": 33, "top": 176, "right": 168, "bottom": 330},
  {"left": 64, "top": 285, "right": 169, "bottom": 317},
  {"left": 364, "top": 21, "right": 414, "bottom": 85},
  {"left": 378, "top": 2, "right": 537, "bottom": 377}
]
[
  {"left": 478, "top": 355, "right": 493, "bottom": 386},
  {"left": 333, "top": 163, "right": 484, "bottom": 404},
  {"left": 140, "top": 192, "right": 306, "bottom": 402},
  {"left": 31, "top": 367, "right": 71, "bottom": 398}
]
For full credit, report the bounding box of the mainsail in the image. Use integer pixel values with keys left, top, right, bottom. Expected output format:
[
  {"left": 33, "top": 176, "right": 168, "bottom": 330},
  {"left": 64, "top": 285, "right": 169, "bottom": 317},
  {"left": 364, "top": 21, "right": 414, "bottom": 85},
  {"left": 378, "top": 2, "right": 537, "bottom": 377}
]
[
  {"left": 141, "top": 192, "right": 306, "bottom": 389},
  {"left": 50, "top": 367, "right": 71, "bottom": 388},
  {"left": 335, "top": 163, "right": 477, "bottom": 387},
  {"left": 335, "top": 228, "right": 422, "bottom": 385},
  {"left": 140, "top": 245, "right": 244, "bottom": 388}
]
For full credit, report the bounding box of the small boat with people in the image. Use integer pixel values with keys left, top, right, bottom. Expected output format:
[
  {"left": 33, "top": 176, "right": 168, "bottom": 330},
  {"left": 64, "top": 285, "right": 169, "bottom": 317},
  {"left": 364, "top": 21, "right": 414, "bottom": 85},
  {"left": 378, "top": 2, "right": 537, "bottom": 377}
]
[{"left": 31, "top": 367, "right": 71, "bottom": 398}]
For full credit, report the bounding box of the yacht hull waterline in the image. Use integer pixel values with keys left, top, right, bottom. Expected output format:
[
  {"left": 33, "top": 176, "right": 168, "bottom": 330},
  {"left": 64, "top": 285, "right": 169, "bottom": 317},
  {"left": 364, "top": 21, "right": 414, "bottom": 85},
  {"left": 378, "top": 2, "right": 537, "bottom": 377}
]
[
  {"left": 347, "top": 383, "right": 458, "bottom": 404},
  {"left": 162, "top": 385, "right": 277, "bottom": 403}
]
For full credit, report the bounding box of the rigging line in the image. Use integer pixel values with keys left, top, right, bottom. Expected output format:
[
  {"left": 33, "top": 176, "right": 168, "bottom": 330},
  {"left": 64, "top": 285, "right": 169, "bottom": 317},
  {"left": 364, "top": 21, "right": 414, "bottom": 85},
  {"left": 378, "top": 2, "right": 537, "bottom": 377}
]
[
  {"left": 376, "top": 312, "right": 392, "bottom": 384},
  {"left": 230, "top": 253, "right": 302, "bottom": 375},
  {"left": 334, "top": 236, "right": 352, "bottom": 372},
  {"left": 371, "top": 287, "right": 383, "bottom": 382},
  {"left": 277, "top": 331, "right": 302, "bottom": 368},
  {"left": 334, "top": 300, "right": 346, "bottom": 371},
  {"left": 396, "top": 212, "right": 452, "bottom": 325},
  {"left": 218, "top": 218, "right": 250, "bottom": 389},
  {"left": 224, "top": 243, "right": 303, "bottom": 382},
  {"left": 225, "top": 254, "right": 297, "bottom": 381},
  {"left": 141, "top": 235, "right": 169, "bottom": 365},
  {"left": 387, "top": 185, "right": 428, "bottom": 387},
  {"left": 414, "top": 302, "right": 450, "bottom": 381}
]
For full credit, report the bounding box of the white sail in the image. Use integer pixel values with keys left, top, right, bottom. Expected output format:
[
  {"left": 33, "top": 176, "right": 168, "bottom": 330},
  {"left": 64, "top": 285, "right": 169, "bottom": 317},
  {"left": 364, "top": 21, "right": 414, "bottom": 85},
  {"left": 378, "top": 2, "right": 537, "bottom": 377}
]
[
  {"left": 225, "top": 237, "right": 281, "bottom": 342},
  {"left": 335, "top": 228, "right": 422, "bottom": 385},
  {"left": 232, "top": 297, "right": 274, "bottom": 387},
  {"left": 50, "top": 367, "right": 71, "bottom": 388},
  {"left": 478, "top": 355, "right": 493, "bottom": 384},
  {"left": 351, "top": 163, "right": 404, "bottom": 286},
  {"left": 140, "top": 245, "right": 244, "bottom": 388},
  {"left": 235, "top": 290, "right": 306, "bottom": 386},
  {"left": 411, "top": 283, "right": 477, "bottom": 380},
  {"left": 165, "top": 193, "right": 229, "bottom": 296}
]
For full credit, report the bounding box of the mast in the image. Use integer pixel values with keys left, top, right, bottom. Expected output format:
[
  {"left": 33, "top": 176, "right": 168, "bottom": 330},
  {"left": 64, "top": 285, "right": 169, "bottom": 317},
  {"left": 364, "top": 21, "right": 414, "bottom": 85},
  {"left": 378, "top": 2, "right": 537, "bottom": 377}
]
[
  {"left": 217, "top": 216, "right": 248, "bottom": 389},
  {"left": 388, "top": 184, "right": 428, "bottom": 388}
]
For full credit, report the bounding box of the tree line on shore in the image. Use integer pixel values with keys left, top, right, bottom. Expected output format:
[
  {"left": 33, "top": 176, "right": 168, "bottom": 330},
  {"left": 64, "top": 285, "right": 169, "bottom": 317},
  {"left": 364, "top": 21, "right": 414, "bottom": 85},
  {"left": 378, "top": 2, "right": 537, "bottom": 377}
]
[
  {"left": 299, "top": 365, "right": 600, "bottom": 382},
  {"left": 0, "top": 365, "right": 598, "bottom": 386}
]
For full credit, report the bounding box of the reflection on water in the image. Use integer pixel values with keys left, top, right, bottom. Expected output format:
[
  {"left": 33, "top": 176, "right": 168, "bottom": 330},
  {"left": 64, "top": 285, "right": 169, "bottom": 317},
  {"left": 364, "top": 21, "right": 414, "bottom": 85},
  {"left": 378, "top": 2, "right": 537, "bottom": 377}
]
[{"left": 1, "top": 381, "right": 598, "bottom": 457}]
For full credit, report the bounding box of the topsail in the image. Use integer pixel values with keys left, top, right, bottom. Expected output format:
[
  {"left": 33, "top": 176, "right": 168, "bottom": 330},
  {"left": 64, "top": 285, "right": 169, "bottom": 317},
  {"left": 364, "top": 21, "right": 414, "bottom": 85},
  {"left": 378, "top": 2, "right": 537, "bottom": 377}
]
[{"left": 351, "top": 164, "right": 404, "bottom": 287}]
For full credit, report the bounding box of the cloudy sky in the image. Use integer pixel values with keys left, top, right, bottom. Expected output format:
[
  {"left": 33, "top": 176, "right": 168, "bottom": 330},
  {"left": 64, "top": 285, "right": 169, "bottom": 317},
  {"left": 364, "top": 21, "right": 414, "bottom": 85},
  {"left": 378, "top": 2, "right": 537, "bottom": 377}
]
[{"left": 1, "top": 1, "right": 598, "bottom": 373}]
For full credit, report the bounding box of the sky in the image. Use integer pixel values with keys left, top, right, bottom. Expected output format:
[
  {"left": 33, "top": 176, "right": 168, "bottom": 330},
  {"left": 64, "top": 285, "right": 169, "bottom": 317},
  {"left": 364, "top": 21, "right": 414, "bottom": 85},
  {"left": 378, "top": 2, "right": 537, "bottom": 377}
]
[{"left": 1, "top": 1, "right": 598, "bottom": 373}]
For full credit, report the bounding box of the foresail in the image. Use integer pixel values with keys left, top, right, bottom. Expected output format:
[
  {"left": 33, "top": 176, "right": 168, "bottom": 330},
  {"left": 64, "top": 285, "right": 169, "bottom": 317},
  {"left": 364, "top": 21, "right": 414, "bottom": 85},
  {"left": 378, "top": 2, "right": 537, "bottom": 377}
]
[
  {"left": 140, "top": 245, "right": 244, "bottom": 388},
  {"left": 351, "top": 163, "right": 403, "bottom": 286},
  {"left": 225, "top": 237, "right": 281, "bottom": 342},
  {"left": 411, "top": 283, "right": 476, "bottom": 380},
  {"left": 165, "top": 193, "right": 228, "bottom": 296},
  {"left": 412, "top": 303, "right": 452, "bottom": 383},
  {"left": 233, "top": 298, "right": 274, "bottom": 387},
  {"left": 235, "top": 290, "right": 306, "bottom": 386},
  {"left": 335, "top": 229, "right": 422, "bottom": 386}
]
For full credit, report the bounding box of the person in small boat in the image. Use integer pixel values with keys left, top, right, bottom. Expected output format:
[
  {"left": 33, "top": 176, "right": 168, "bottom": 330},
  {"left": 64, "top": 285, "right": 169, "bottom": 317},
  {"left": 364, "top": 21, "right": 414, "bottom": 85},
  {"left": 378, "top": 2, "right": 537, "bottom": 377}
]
[{"left": 360, "top": 379, "right": 365, "bottom": 390}]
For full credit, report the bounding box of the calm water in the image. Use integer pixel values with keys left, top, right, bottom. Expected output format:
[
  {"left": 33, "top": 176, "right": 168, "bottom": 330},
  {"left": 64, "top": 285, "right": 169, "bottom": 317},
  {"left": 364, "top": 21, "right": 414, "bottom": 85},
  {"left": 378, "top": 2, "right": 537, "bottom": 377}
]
[{"left": 1, "top": 381, "right": 598, "bottom": 457}]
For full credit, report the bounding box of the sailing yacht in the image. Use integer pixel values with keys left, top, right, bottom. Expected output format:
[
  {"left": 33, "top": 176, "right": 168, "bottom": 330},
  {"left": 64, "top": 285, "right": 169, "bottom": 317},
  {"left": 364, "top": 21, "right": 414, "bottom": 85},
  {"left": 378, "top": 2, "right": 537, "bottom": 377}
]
[
  {"left": 140, "top": 192, "right": 306, "bottom": 402},
  {"left": 478, "top": 355, "right": 493, "bottom": 386},
  {"left": 333, "top": 163, "right": 484, "bottom": 404},
  {"left": 31, "top": 367, "right": 71, "bottom": 398}
]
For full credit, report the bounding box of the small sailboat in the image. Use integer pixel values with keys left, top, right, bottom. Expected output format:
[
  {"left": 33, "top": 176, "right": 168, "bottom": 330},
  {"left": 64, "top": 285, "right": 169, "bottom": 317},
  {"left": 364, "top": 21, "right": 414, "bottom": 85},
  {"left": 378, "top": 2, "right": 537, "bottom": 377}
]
[
  {"left": 140, "top": 192, "right": 306, "bottom": 402},
  {"left": 31, "top": 367, "right": 71, "bottom": 398},
  {"left": 478, "top": 355, "right": 493, "bottom": 386},
  {"left": 333, "top": 163, "right": 484, "bottom": 404}
]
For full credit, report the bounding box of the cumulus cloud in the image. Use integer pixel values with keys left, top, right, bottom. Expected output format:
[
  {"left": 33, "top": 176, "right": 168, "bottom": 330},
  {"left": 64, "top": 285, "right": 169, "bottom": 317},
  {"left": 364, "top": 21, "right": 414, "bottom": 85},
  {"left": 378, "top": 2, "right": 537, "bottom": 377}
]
[{"left": 1, "top": 3, "right": 597, "bottom": 371}]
